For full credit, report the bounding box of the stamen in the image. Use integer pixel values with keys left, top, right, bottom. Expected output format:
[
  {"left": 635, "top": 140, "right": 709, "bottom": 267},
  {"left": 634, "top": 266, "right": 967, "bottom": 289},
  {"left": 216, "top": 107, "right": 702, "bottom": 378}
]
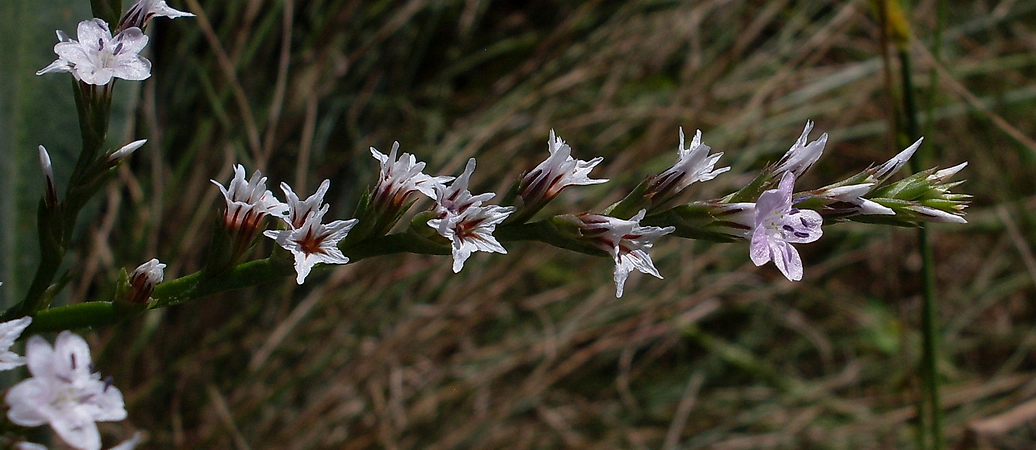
[
  {"left": 794, "top": 231, "right": 810, "bottom": 238},
  {"left": 70, "top": 353, "right": 77, "bottom": 370},
  {"left": 789, "top": 207, "right": 800, "bottom": 215},
  {"left": 782, "top": 225, "right": 795, "bottom": 232},
  {"left": 800, "top": 217, "right": 810, "bottom": 227}
]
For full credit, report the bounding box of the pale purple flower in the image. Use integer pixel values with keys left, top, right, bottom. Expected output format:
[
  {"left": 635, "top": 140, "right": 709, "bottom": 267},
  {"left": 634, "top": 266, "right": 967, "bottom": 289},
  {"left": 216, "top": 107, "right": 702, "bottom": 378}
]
[
  {"left": 774, "top": 121, "right": 827, "bottom": 177},
  {"left": 6, "top": 332, "right": 126, "bottom": 450},
  {"left": 264, "top": 209, "right": 358, "bottom": 284},
  {"left": 118, "top": 0, "right": 194, "bottom": 31},
  {"left": 211, "top": 165, "right": 288, "bottom": 233},
  {"left": 0, "top": 317, "right": 32, "bottom": 371},
  {"left": 370, "top": 142, "right": 453, "bottom": 209},
  {"left": 518, "top": 129, "right": 607, "bottom": 205},
  {"left": 750, "top": 172, "right": 823, "bottom": 281},
  {"left": 428, "top": 204, "right": 515, "bottom": 273},
  {"left": 278, "top": 180, "right": 331, "bottom": 229},
  {"left": 428, "top": 158, "right": 514, "bottom": 272},
  {"left": 37, "top": 19, "right": 151, "bottom": 85},
  {"left": 578, "top": 210, "right": 674, "bottom": 297}
]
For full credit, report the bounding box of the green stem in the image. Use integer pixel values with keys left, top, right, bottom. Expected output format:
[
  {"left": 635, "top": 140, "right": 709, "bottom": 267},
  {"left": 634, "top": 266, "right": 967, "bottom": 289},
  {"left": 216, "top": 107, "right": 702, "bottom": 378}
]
[{"left": 898, "top": 47, "right": 944, "bottom": 450}]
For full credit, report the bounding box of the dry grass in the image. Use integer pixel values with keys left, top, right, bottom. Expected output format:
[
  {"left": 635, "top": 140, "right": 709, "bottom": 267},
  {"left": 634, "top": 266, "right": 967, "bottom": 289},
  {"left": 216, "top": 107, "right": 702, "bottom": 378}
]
[{"left": 67, "top": 0, "right": 1036, "bottom": 448}]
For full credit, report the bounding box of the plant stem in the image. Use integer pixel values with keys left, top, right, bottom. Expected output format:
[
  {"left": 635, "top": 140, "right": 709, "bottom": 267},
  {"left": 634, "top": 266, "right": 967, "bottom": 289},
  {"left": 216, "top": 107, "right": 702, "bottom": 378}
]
[{"left": 898, "top": 46, "right": 944, "bottom": 450}]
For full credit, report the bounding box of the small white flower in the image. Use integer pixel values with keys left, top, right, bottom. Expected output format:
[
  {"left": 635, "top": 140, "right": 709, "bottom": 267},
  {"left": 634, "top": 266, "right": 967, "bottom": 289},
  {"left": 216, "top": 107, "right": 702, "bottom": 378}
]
[
  {"left": 6, "top": 332, "right": 127, "bottom": 450},
  {"left": 519, "top": 129, "right": 607, "bottom": 204},
  {"left": 0, "top": 316, "right": 33, "bottom": 371},
  {"left": 278, "top": 180, "right": 331, "bottom": 229},
  {"left": 433, "top": 158, "right": 495, "bottom": 217},
  {"left": 428, "top": 204, "right": 515, "bottom": 273},
  {"left": 578, "top": 210, "right": 674, "bottom": 297},
  {"left": 264, "top": 209, "right": 358, "bottom": 284},
  {"left": 126, "top": 259, "right": 165, "bottom": 304},
  {"left": 211, "top": 165, "right": 288, "bottom": 232},
  {"left": 37, "top": 19, "right": 151, "bottom": 85},
  {"left": 428, "top": 158, "right": 514, "bottom": 272},
  {"left": 818, "top": 184, "right": 895, "bottom": 215},
  {"left": 904, "top": 205, "right": 968, "bottom": 224},
  {"left": 370, "top": 142, "right": 453, "bottom": 208},
  {"left": 38, "top": 145, "right": 58, "bottom": 206},
  {"left": 750, "top": 172, "right": 823, "bottom": 281},
  {"left": 871, "top": 137, "right": 923, "bottom": 183},
  {"left": 648, "top": 128, "right": 729, "bottom": 200},
  {"left": 775, "top": 121, "right": 827, "bottom": 177},
  {"left": 118, "top": 0, "right": 194, "bottom": 31},
  {"left": 107, "top": 139, "right": 147, "bottom": 163}
]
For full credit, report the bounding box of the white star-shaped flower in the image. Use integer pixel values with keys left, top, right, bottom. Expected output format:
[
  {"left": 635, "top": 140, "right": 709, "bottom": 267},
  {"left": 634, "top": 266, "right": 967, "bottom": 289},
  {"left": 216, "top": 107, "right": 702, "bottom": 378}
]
[
  {"left": 278, "top": 179, "right": 331, "bottom": 229},
  {"left": 264, "top": 208, "right": 358, "bottom": 284},
  {"left": 427, "top": 158, "right": 514, "bottom": 272},
  {"left": 37, "top": 19, "right": 151, "bottom": 85},
  {"left": 0, "top": 316, "right": 32, "bottom": 371},
  {"left": 211, "top": 165, "right": 288, "bottom": 232},
  {"left": 774, "top": 121, "right": 827, "bottom": 178},
  {"left": 6, "top": 332, "right": 127, "bottom": 450},
  {"left": 428, "top": 204, "right": 514, "bottom": 273},
  {"left": 370, "top": 142, "right": 453, "bottom": 208},
  {"left": 519, "top": 129, "right": 608, "bottom": 204},
  {"left": 750, "top": 172, "right": 823, "bottom": 281},
  {"left": 648, "top": 127, "right": 729, "bottom": 200},
  {"left": 578, "top": 210, "right": 674, "bottom": 297}
]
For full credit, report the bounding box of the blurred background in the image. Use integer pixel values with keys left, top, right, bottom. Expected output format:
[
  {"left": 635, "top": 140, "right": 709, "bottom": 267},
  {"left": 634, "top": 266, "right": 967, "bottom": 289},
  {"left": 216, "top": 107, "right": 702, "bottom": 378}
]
[{"left": 2, "top": 0, "right": 1036, "bottom": 448}]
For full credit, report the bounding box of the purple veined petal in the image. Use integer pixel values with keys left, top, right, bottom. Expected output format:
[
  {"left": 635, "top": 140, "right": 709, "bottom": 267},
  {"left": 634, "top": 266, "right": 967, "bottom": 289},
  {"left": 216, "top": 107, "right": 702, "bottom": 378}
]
[
  {"left": 749, "top": 227, "right": 771, "bottom": 266},
  {"left": 770, "top": 239, "right": 803, "bottom": 281},
  {"left": 780, "top": 209, "right": 823, "bottom": 244}
]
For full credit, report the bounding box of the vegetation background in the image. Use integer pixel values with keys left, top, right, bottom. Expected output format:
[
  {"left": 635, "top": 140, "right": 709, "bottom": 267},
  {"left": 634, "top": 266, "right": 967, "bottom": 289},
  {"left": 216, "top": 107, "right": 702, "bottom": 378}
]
[{"left": 2, "top": 0, "right": 1036, "bottom": 448}]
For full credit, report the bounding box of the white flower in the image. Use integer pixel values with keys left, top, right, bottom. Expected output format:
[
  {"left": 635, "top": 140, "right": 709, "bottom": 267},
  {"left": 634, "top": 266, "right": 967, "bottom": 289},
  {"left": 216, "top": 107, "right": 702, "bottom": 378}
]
[
  {"left": 264, "top": 209, "right": 358, "bottom": 284},
  {"left": 107, "top": 139, "right": 147, "bottom": 163},
  {"left": 6, "top": 332, "right": 127, "bottom": 450},
  {"left": 427, "top": 158, "right": 514, "bottom": 272},
  {"left": 278, "top": 179, "right": 331, "bottom": 229},
  {"left": 125, "top": 259, "right": 165, "bottom": 304},
  {"left": 871, "top": 137, "right": 923, "bottom": 183},
  {"left": 775, "top": 121, "right": 827, "bottom": 177},
  {"left": 518, "top": 129, "right": 607, "bottom": 205},
  {"left": 118, "top": 0, "right": 194, "bottom": 31},
  {"left": 37, "top": 19, "right": 151, "bottom": 85},
  {"left": 211, "top": 165, "right": 288, "bottom": 232},
  {"left": 648, "top": 127, "right": 729, "bottom": 200},
  {"left": 428, "top": 204, "right": 514, "bottom": 273},
  {"left": 370, "top": 142, "right": 453, "bottom": 208},
  {"left": 0, "top": 316, "right": 32, "bottom": 371},
  {"left": 578, "top": 210, "right": 674, "bottom": 297},
  {"left": 433, "top": 158, "right": 495, "bottom": 216},
  {"left": 750, "top": 172, "right": 823, "bottom": 281},
  {"left": 817, "top": 184, "right": 894, "bottom": 215}
]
